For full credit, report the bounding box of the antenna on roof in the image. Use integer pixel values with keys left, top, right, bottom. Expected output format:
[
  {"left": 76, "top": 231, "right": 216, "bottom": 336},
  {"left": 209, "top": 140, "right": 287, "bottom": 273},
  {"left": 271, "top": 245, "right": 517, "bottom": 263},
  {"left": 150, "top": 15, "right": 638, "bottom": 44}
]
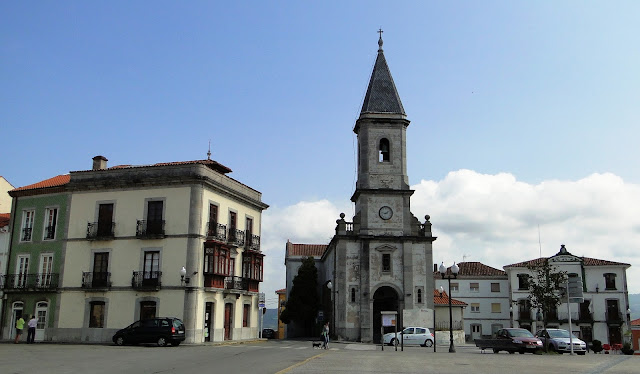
[
  {"left": 462, "top": 254, "right": 469, "bottom": 263},
  {"left": 207, "top": 140, "right": 211, "bottom": 160},
  {"left": 538, "top": 223, "right": 542, "bottom": 258}
]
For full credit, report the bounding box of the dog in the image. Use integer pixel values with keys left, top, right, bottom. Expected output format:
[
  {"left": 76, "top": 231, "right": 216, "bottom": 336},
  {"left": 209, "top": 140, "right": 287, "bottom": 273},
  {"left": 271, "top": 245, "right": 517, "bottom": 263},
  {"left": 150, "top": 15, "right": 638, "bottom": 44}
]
[{"left": 312, "top": 341, "right": 322, "bottom": 349}]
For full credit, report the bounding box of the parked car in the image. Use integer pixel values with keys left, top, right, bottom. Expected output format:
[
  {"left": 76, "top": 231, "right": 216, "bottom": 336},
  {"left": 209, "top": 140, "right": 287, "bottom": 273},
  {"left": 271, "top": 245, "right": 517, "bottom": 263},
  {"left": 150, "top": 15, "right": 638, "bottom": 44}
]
[
  {"left": 535, "top": 328, "right": 587, "bottom": 355},
  {"left": 262, "top": 328, "right": 276, "bottom": 339},
  {"left": 113, "top": 317, "right": 185, "bottom": 347},
  {"left": 382, "top": 327, "right": 434, "bottom": 347},
  {"left": 492, "top": 328, "right": 543, "bottom": 354}
]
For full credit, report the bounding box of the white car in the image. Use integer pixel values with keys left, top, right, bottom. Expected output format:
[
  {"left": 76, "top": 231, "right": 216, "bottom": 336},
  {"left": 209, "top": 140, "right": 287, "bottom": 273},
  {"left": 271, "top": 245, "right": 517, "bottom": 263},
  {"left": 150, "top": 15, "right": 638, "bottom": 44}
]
[
  {"left": 382, "top": 327, "right": 434, "bottom": 347},
  {"left": 535, "top": 328, "right": 587, "bottom": 355}
]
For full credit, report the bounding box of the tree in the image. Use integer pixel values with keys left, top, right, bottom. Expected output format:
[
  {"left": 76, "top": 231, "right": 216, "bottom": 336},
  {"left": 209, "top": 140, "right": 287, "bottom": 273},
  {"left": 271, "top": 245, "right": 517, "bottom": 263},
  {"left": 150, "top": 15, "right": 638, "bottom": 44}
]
[
  {"left": 526, "top": 260, "right": 567, "bottom": 332},
  {"left": 279, "top": 257, "right": 319, "bottom": 336}
]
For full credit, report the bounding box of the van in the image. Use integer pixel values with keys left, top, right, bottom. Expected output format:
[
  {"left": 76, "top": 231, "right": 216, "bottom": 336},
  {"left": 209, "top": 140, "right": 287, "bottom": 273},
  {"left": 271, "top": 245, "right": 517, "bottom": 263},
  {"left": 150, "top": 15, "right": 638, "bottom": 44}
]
[{"left": 112, "top": 317, "right": 185, "bottom": 346}]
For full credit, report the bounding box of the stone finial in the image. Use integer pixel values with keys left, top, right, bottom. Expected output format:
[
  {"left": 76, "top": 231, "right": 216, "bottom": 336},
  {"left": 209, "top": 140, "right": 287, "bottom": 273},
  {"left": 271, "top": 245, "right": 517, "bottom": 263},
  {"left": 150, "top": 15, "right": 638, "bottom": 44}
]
[
  {"left": 340, "top": 212, "right": 345, "bottom": 219},
  {"left": 425, "top": 215, "right": 430, "bottom": 222}
]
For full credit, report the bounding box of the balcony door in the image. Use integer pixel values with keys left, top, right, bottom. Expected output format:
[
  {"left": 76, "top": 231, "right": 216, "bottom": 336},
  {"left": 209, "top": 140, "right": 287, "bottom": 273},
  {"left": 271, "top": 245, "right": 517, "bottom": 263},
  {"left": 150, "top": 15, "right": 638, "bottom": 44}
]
[
  {"left": 143, "top": 251, "right": 160, "bottom": 286},
  {"left": 97, "top": 204, "right": 113, "bottom": 236},
  {"left": 93, "top": 253, "right": 109, "bottom": 287},
  {"left": 38, "top": 254, "right": 53, "bottom": 287},
  {"left": 147, "top": 201, "right": 163, "bottom": 235},
  {"left": 16, "top": 255, "right": 29, "bottom": 288}
]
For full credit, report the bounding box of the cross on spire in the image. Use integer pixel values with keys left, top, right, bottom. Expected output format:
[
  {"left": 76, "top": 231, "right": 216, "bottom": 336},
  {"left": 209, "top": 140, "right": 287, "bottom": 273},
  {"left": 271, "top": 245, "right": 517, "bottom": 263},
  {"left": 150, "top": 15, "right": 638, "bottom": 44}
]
[{"left": 377, "top": 28, "right": 384, "bottom": 51}]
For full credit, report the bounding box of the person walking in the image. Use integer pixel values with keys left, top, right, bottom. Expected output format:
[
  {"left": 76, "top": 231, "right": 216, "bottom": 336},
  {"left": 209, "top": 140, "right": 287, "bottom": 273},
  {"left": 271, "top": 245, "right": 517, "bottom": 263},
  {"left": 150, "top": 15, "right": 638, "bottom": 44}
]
[
  {"left": 14, "top": 315, "right": 25, "bottom": 343},
  {"left": 322, "top": 322, "right": 330, "bottom": 349},
  {"left": 27, "top": 315, "right": 37, "bottom": 343}
]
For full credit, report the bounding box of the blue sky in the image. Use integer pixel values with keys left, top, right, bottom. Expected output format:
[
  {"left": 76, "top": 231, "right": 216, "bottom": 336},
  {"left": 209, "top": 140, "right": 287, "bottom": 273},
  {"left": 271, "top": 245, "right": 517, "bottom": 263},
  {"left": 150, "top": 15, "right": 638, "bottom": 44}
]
[{"left": 2, "top": 2, "right": 640, "bottom": 302}]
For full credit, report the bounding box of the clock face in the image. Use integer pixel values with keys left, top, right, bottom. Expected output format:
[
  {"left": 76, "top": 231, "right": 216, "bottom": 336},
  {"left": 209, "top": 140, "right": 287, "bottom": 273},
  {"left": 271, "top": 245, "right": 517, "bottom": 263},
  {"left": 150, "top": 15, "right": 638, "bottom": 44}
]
[{"left": 379, "top": 206, "right": 393, "bottom": 220}]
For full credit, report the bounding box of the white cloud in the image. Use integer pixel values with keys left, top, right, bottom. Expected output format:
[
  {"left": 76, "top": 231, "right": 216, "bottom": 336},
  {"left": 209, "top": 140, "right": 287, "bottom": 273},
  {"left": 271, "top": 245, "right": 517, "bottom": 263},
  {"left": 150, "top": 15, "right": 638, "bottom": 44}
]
[{"left": 258, "top": 170, "right": 640, "bottom": 305}]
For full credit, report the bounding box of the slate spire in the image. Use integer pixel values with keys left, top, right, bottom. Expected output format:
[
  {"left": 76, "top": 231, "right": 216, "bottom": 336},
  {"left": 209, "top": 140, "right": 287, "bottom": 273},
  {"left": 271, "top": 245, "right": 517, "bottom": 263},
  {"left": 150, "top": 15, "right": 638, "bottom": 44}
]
[{"left": 360, "top": 32, "right": 406, "bottom": 116}]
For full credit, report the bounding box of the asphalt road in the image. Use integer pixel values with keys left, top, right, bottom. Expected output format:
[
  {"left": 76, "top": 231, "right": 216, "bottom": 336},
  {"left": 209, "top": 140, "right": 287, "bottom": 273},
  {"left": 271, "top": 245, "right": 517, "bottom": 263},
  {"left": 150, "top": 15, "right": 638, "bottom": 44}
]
[{"left": 0, "top": 340, "right": 636, "bottom": 374}]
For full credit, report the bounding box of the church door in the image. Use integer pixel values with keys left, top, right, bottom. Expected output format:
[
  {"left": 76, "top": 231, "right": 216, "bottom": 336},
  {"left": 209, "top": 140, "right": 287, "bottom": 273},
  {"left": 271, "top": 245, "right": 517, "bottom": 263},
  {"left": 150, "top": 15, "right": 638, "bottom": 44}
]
[{"left": 372, "top": 286, "right": 399, "bottom": 343}]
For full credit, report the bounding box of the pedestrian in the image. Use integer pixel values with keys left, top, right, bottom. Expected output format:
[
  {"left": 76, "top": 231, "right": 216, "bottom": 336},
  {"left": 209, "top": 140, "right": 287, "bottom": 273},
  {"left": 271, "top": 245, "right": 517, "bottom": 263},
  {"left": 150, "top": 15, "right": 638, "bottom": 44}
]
[
  {"left": 27, "top": 315, "right": 37, "bottom": 343},
  {"left": 322, "top": 322, "right": 330, "bottom": 349},
  {"left": 14, "top": 315, "right": 25, "bottom": 344}
]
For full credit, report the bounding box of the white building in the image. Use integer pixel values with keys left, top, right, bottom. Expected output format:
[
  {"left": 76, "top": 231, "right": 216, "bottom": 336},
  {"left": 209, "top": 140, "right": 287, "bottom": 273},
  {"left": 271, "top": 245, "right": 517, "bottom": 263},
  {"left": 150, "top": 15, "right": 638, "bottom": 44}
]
[
  {"left": 504, "top": 244, "right": 631, "bottom": 346},
  {"left": 435, "top": 262, "right": 510, "bottom": 341}
]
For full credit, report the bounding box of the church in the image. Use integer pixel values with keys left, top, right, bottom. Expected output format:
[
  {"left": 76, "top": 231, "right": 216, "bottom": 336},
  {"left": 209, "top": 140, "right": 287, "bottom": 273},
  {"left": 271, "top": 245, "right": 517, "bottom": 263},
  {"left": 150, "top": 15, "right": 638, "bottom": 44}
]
[{"left": 285, "top": 34, "right": 436, "bottom": 343}]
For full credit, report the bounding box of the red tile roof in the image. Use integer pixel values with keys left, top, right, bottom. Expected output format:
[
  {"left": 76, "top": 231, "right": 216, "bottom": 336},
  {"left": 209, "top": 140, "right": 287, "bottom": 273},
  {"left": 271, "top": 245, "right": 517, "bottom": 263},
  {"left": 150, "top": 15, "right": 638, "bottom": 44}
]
[
  {"left": 504, "top": 256, "right": 630, "bottom": 268},
  {"left": 275, "top": 288, "right": 286, "bottom": 294},
  {"left": 631, "top": 318, "right": 640, "bottom": 326},
  {"left": 287, "top": 243, "right": 327, "bottom": 257},
  {"left": 435, "top": 262, "right": 506, "bottom": 277},
  {"left": 10, "top": 175, "right": 70, "bottom": 194},
  {"left": 433, "top": 289, "right": 467, "bottom": 306},
  {"left": 0, "top": 213, "right": 10, "bottom": 228}
]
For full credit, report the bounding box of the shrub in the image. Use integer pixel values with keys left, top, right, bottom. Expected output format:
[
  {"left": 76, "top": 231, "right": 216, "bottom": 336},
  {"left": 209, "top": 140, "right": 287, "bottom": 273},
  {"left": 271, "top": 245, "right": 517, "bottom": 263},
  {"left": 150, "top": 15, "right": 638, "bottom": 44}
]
[{"left": 591, "top": 339, "right": 603, "bottom": 353}]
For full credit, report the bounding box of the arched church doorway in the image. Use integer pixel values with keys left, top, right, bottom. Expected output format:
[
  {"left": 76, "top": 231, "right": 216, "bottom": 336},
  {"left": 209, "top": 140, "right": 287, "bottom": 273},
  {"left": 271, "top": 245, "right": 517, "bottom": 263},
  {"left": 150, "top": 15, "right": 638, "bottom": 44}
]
[{"left": 372, "top": 286, "right": 399, "bottom": 343}]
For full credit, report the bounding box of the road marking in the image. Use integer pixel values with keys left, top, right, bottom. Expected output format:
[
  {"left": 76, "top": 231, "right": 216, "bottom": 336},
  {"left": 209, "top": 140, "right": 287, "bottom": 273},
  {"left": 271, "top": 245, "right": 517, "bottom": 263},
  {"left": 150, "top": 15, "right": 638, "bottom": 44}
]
[{"left": 275, "top": 352, "right": 327, "bottom": 374}]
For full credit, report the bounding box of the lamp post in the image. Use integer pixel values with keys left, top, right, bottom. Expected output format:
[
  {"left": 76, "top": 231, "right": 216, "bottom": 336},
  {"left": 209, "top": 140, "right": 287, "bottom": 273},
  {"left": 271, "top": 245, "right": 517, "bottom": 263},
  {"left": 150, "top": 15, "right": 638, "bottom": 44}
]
[
  {"left": 439, "top": 262, "right": 459, "bottom": 353},
  {"left": 327, "top": 281, "right": 334, "bottom": 338},
  {"left": 180, "top": 266, "right": 187, "bottom": 285}
]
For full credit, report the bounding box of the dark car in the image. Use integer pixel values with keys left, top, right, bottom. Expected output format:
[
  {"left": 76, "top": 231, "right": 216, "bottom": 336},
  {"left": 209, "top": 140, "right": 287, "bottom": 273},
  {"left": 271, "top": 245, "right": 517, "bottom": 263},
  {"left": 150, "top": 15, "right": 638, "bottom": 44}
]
[
  {"left": 113, "top": 317, "right": 185, "bottom": 347},
  {"left": 493, "top": 328, "right": 543, "bottom": 354},
  {"left": 262, "top": 328, "right": 276, "bottom": 339}
]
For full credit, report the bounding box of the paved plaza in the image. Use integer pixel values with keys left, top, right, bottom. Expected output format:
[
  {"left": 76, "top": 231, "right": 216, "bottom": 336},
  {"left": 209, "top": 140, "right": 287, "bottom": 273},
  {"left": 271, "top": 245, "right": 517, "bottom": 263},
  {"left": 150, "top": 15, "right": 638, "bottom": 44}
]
[{"left": 0, "top": 340, "right": 636, "bottom": 374}]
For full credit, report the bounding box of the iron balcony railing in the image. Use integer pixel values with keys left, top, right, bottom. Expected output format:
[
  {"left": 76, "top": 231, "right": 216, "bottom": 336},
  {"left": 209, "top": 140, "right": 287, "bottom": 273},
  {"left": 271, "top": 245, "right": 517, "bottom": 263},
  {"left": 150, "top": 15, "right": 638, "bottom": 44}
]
[
  {"left": 606, "top": 311, "right": 623, "bottom": 323},
  {"left": 136, "top": 220, "right": 165, "bottom": 238},
  {"left": 245, "top": 234, "right": 261, "bottom": 251},
  {"left": 132, "top": 271, "right": 162, "bottom": 290},
  {"left": 224, "top": 276, "right": 249, "bottom": 291},
  {"left": 82, "top": 271, "right": 112, "bottom": 288},
  {"left": 517, "top": 310, "right": 533, "bottom": 321},
  {"left": 44, "top": 225, "right": 56, "bottom": 240},
  {"left": 22, "top": 227, "right": 32, "bottom": 241},
  {"left": 228, "top": 229, "right": 245, "bottom": 247},
  {"left": 206, "top": 222, "right": 227, "bottom": 241},
  {"left": 2, "top": 273, "right": 59, "bottom": 290},
  {"left": 87, "top": 222, "right": 115, "bottom": 240}
]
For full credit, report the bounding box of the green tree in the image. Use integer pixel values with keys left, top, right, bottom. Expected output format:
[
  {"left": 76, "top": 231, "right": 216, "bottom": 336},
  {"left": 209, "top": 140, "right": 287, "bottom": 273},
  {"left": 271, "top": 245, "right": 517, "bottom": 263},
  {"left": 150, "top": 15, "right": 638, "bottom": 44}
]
[
  {"left": 526, "top": 260, "right": 567, "bottom": 331},
  {"left": 279, "top": 257, "right": 319, "bottom": 336}
]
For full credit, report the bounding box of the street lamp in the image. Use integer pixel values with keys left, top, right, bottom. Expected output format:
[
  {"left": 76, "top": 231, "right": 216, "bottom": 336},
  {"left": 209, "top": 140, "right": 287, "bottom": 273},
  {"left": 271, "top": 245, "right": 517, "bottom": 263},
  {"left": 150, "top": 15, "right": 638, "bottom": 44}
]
[
  {"left": 327, "top": 281, "right": 334, "bottom": 338},
  {"left": 439, "top": 262, "right": 459, "bottom": 353}
]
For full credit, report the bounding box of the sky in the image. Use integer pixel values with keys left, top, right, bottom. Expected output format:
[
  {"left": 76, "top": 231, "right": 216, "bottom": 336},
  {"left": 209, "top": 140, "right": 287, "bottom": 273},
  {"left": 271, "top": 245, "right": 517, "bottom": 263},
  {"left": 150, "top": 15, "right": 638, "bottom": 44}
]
[{"left": 2, "top": 2, "right": 640, "bottom": 305}]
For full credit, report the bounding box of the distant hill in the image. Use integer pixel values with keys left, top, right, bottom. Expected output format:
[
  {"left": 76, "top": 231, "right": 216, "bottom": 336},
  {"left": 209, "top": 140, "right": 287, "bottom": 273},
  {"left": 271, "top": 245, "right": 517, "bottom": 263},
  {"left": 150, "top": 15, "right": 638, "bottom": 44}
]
[
  {"left": 630, "top": 294, "right": 640, "bottom": 320},
  {"left": 261, "top": 309, "right": 278, "bottom": 330}
]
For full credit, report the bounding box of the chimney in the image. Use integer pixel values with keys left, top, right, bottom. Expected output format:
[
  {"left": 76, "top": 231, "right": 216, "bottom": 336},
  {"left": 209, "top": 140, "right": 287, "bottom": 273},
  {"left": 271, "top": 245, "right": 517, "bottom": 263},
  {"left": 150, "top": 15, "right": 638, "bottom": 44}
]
[
  {"left": 434, "top": 263, "right": 438, "bottom": 273},
  {"left": 92, "top": 155, "right": 108, "bottom": 170}
]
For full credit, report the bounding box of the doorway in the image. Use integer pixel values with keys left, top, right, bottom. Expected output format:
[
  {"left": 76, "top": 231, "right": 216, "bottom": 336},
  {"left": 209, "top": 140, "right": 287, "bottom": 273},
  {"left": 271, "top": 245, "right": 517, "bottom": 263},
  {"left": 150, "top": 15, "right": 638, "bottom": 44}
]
[
  {"left": 471, "top": 324, "right": 482, "bottom": 340},
  {"left": 224, "top": 303, "right": 233, "bottom": 340},
  {"left": 35, "top": 301, "right": 48, "bottom": 341},
  {"left": 372, "top": 286, "right": 399, "bottom": 343},
  {"left": 140, "top": 301, "right": 156, "bottom": 320},
  {"left": 10, "top": 302, "right": 24, "bottom": 340},
  {"left": 204, "top": 302, "right": 213, "bottom": 342}
]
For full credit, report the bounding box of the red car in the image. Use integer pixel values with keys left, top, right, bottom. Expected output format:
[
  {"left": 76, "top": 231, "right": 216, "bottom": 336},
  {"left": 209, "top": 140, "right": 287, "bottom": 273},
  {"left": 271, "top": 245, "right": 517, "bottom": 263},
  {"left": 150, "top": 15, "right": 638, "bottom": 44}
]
[{"left": 493, "top": 328, "right": 543, "bottom": 354}]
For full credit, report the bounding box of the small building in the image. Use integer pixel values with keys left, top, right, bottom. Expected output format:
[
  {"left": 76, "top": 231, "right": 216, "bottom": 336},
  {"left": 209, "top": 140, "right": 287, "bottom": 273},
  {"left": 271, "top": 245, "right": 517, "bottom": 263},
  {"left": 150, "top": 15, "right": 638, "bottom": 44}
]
[
  {"left": 631, "top": 318, "right": 640, "bottom": 352},
  {"left": 435, "top": 262, "right": 510, "bottom": 341},
  {"left": 433, "top": 289, "right": 466, "bottom": 345}
]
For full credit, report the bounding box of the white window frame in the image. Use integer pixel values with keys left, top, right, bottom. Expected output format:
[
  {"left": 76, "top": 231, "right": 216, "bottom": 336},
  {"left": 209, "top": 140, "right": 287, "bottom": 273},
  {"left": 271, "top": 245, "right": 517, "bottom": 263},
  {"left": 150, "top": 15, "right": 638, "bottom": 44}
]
[
  {"left": 43, "top": 207, "right": 58, "bottom": 240},
  {"left": 21, "top": 209, "right": 35, "bottom": 242},
  {"left": 39, "top": 253, "right": 54, "bottom": 287},
  {"left": 470, "top": 283, "right": 479, "bottom": 292},
  {"left": 471, "top": 303, "right": 480, "bottom": 313},
  {"left": 450, "top": 282, "right": 459, "bottom": 292},
  {"left": 16, "top": 255, "right": 30, "bottom": 287}
]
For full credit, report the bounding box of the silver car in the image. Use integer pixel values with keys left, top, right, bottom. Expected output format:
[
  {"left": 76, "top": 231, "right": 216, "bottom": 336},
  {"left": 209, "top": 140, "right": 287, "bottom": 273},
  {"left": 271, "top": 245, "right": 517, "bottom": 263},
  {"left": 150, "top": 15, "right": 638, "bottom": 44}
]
[
  {"left": 382, "top": 327, "right": 434, "bottom": 347},
  {"left": 535, "top": 328, "right": 587, "bottom": 355}
]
